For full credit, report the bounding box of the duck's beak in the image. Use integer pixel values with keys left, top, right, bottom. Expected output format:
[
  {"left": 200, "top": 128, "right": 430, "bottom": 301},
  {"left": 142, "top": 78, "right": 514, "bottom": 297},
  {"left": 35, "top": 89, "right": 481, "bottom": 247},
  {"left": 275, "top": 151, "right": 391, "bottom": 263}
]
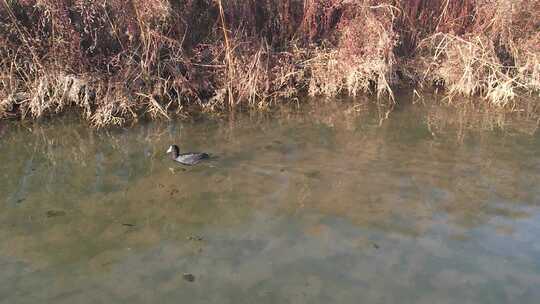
[{"left": 166, "top": 146, "right": 173, "bottom": 154}]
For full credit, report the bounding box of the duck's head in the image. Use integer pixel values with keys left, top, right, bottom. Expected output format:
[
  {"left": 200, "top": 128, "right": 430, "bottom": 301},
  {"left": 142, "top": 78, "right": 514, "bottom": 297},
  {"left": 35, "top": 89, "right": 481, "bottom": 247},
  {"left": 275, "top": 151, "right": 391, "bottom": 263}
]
[{"left": 166, "top": 144, "right": 180, "bottom": 158}]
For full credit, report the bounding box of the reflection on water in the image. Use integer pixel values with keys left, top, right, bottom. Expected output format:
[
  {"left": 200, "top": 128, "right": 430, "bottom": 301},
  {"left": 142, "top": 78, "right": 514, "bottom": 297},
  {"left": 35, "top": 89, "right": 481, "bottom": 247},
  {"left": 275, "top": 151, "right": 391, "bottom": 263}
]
[{"left": 1, "top": 98, "right": 540, "bottom": 303}]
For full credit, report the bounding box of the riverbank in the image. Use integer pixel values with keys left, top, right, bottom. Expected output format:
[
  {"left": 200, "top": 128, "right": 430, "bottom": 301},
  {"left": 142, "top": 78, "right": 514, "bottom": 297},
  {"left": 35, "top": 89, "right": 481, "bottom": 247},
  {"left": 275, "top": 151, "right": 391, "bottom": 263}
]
[{"left": 1, "top": 0, "right": 539, "bottom": 127}]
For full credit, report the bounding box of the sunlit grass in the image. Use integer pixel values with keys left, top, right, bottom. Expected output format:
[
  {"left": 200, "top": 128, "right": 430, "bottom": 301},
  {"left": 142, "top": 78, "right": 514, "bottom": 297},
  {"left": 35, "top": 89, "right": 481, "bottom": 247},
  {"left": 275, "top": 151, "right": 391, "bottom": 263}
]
[{"left": 0, "top": 0, "right": 538, "bottom": 127}]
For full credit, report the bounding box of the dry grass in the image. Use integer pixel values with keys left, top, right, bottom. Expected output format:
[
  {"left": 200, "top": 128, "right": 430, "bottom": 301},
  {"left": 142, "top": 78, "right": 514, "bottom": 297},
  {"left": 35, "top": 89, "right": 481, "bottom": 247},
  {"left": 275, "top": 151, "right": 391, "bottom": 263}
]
[
  {"left": 418, "top": 33, "right": 520, "bottom": 105},
  {"left": 0, "top": 0, "right": 538, "bottom": 126},
  {"left": 415, "top": 0, "right": 540, "bottom": 106}
]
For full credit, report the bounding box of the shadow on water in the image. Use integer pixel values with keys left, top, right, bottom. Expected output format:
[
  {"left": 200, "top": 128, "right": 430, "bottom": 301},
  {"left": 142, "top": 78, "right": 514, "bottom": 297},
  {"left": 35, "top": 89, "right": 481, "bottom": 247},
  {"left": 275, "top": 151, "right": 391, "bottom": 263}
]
[{"left": 1, "top": 96, "right": 540, "bottom": 303}]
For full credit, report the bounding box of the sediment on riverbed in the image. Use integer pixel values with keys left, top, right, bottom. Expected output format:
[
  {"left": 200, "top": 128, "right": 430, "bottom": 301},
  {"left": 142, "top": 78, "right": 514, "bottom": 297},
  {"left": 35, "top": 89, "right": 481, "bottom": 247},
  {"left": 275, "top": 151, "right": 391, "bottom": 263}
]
[{"left": 1, "top": 0, "right": 539, "bottom": 127}]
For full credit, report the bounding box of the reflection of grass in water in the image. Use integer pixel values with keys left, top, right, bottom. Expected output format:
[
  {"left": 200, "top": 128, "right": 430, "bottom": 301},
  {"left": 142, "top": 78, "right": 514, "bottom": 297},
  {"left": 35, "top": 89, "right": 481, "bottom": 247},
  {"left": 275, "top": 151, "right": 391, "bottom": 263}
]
[
  {"left": 1, "top": 101, "right": 540, "bottom": 270},
  {"left": 272, "top": 113, "right": 540, "bottom": 237},
  {"left": 424, "top": 99, "right": 540, "bottom": 142}
]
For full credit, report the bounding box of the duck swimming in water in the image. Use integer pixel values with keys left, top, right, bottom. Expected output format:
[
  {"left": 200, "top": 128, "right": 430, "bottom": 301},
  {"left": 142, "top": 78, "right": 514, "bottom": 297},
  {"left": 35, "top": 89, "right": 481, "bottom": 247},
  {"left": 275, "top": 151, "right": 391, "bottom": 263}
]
[{"left": 166, "top": 144, "right": 210, "bottom": 165}]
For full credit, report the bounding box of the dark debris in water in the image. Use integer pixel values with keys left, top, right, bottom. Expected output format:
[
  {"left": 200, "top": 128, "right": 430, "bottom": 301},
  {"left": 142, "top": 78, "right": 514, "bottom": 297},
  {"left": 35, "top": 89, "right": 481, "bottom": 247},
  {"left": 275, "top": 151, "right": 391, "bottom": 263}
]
[
  {"left": 46, "top": 210, "right": 66, "bottom": 218},
  {"left": 305, "top": 170, "right": 321, "bottom": 179},
  {"left": 122, "top": 223, "right": 136, "bottom": 227},
  {"left": 187, "top": 235, "right": 203, "bottom": 241},
  {"left": 183, "top": 273, "right": 196, "bottom": 282}
]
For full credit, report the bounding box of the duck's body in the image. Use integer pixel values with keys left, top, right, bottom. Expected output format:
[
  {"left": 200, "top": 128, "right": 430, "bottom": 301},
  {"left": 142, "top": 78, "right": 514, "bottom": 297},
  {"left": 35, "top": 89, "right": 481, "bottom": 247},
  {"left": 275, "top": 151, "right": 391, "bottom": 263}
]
[
  {"left": 173, "top": 152, "right": 210, "bottom": 166},
  {"left": 167, "top": 144, "right": 210, "bottom": 165}
]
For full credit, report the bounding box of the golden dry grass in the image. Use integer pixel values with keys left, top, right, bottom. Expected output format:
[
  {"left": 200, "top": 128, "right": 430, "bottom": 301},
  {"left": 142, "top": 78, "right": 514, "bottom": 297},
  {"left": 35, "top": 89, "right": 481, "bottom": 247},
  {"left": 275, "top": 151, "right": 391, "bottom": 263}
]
[{"left": 0, "top": 0, "right": 538, "bottom": 126}]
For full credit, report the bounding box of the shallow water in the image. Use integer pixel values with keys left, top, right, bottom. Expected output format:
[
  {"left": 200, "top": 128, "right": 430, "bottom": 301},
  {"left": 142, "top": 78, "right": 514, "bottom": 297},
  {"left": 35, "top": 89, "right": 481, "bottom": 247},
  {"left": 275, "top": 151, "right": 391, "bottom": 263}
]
[{"left": 1, "top": 100, "right": 540, "bottom": 304}]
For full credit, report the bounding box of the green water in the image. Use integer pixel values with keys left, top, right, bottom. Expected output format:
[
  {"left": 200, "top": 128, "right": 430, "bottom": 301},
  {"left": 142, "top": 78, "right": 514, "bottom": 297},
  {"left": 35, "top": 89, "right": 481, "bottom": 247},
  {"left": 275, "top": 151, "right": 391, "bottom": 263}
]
[{"left": 1, "top": 100, "right": 540, "bottom": 303}]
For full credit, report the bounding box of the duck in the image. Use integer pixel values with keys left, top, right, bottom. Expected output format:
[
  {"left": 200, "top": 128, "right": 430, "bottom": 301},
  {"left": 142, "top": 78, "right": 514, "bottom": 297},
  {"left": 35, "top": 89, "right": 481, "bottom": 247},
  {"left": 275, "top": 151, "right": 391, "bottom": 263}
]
[{"left": 166, "top": 144, "right": 210, "bottom": 165}]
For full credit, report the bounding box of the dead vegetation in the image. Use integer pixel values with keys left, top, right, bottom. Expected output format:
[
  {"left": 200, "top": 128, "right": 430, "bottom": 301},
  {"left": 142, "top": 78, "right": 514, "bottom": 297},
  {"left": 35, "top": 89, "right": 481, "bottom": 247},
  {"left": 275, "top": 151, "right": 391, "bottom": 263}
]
[
  {"left": 414, "top": 0, "right": 540, "bottom": 106},
  {"left": 0, "top": 0, "right": 538, "bottom": 126}
]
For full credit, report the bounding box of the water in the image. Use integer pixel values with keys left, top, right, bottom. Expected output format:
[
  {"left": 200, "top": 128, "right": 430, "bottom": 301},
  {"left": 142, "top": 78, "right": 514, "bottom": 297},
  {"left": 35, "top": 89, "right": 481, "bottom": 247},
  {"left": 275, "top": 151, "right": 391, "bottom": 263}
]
[{"left": 1, "top": 100, "right": 540, "bottom": 304}]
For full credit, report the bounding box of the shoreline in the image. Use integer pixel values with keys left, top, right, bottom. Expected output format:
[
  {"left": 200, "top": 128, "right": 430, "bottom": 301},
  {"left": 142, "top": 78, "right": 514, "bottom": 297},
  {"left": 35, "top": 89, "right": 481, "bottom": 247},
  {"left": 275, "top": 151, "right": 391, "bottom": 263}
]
[{"left": 1, "top": 93, "right": 538, "bottom": 139}]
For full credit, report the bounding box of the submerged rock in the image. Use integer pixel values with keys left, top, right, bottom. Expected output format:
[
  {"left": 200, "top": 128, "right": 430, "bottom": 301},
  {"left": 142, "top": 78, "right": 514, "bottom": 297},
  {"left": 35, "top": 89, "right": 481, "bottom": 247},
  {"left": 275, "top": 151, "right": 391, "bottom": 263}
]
[
  {"left": 46, "top": 210, "right": 66, "bottom": 218},
  {"left": 183, "top": 273, "right": 196, "bottom": 282}
]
